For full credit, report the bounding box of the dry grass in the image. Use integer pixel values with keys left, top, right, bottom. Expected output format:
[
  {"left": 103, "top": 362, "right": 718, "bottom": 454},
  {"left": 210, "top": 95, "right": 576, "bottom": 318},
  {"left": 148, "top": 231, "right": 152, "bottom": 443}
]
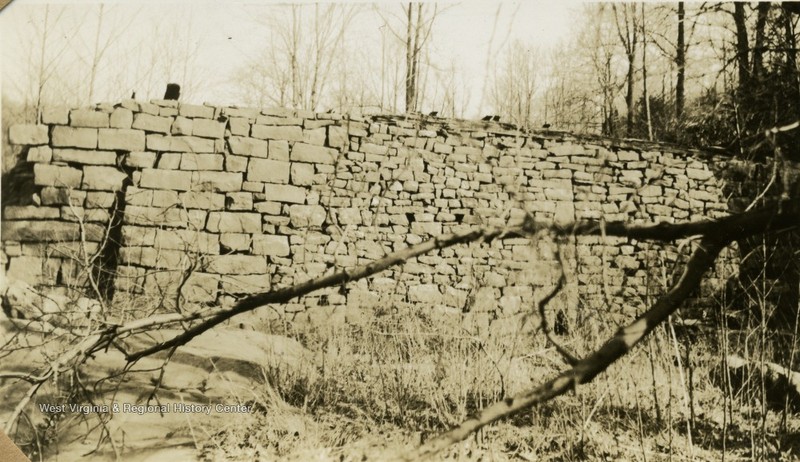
[{"left": 195, "top": 301, "right": 800, "bottom": 461}]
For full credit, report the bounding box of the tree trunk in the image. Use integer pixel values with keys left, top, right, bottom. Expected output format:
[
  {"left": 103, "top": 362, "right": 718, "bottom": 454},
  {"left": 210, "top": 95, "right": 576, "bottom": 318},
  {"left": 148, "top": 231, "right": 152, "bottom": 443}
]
[
  {"left": 642, "top": 3, "right": 652, "bottom": 140},
  {"left": 625, "top": 50, "right": 635, "bottom": 135},
  {"left": 733, "top": 3, "right": 750, "bottom": 93},
  {"left": 752, "top": 2, "right": 771, "bottom": 83},
  {"left": 676, "top": 2, "right": 685, "bottom": 119},
  {"left": 405, "top": 3, "right": 415, "bottom": 113}
]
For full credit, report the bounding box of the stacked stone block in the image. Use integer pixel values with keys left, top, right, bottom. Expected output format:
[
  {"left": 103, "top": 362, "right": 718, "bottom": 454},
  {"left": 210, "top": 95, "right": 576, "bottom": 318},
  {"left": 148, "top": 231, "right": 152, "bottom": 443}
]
[{"left": 3, "top": 101, "right": 737, "bottom": 331}]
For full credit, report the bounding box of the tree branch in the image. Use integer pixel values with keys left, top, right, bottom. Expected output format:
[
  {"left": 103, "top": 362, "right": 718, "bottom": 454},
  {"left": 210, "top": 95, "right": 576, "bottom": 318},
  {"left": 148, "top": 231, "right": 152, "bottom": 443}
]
[{"left": 404, "top": 236, "right": 726, "bottom": 460}]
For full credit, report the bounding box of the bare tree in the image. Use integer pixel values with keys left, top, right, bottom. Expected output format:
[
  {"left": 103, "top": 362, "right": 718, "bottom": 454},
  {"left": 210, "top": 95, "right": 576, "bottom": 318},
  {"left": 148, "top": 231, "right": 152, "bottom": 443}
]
[
  {"left": 489, "top": 40, "right": 540, "bottom": 127},
  {"left": 375, "top": 3, "right": 440, "bottom": 113},
  {"left": 613, "top": 3, "right": 639, "bottom": 135},
  {"left": 232, "top": 4, "right": 358, "bottom": 111},
  {"left": 79, "top": 4, "right": 139, "bottom": 103},
  {"left": 676, "top": 1, "right": 686, "bottom": 119}
]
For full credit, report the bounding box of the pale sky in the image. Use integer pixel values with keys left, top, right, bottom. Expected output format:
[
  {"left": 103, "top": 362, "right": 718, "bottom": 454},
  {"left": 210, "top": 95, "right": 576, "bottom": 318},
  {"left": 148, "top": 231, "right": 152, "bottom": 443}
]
[{"left": 0, "top": 1, "right": 579, "bottom": 117}]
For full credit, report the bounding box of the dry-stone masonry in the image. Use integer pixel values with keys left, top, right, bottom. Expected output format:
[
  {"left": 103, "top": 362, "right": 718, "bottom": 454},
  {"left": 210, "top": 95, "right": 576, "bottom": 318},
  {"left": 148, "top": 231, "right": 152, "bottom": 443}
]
[{"left": 2, "top": 100, "right": 738, "bottom": 333}]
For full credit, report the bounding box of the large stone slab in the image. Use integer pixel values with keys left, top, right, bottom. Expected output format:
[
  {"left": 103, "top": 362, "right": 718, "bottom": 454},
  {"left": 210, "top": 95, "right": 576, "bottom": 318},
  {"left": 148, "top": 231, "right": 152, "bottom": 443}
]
[
  {"left": 98, "top": 128, "right": 146, "bottom": 151},
  {"left": 139, "top": 168, "right": 192, "bottom": 191},
  {"left": 251, "top": 124, "right": 302, "bottom": 141},
  {"left": 263, "top": 184, "right": 306, "bottom": 204},
  {"left": 9, "top": 124, "right": 49, "bottom": 145},
  {"left": 33, "top": 163, "right": 83, "bottom": 188},
  {"left": 70, "top": 109, "right": 109, "bottom": 128},
  {"left": 290, "top": 143, "right": 337, "bottom": 164},
  {"left": 205, "top": 255, "right": 267, "bottom": 274},
  {"left": 82, "top": 166, "right": 129, "bottom": 191},
  {"left": 206, "top": 212, "right": 261, "bottom": 233},
  {"left": 247, "top": 158, "right": 290, "bottom": 183},
  {"left": 52, "top": 126, "right": 98, "bottom": 149},
  {"left": 132, "top": 113, "right": 172, "bottom": 133},
  {"left": 53, "top": 149, "right": 117, "bottom": 165},
  {"left": 146, "top": 135, "right": 215, "bottom": 153},
  {"left": 252, "top": 235, "right": 290, "bottom": 256},
  {"left": 191, "top": 171, "right": 243, "bottom": 192}
]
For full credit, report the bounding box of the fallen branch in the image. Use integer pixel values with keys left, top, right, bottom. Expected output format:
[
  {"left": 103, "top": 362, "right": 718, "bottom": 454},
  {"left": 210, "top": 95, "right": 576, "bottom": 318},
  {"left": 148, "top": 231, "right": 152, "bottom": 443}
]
[
  {"left": 405, "top": 237, "right": 725, "bottom": 460},
  {"left": 400, "top": 203, "right": 799, "bottom": 459}
]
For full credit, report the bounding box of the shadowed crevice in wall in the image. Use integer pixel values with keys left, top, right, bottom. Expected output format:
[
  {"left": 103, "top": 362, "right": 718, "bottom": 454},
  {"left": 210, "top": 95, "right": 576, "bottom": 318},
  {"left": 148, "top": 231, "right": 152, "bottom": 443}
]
[{"left": 92, "top": 164, "right": 134, "bottom": 302}]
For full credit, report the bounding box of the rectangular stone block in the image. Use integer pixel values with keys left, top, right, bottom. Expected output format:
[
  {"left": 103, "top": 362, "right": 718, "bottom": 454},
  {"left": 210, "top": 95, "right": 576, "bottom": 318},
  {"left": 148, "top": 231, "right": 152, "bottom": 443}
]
[
  {"left": 85, "top": 191, "right": 116, "bottom": 208},
  {"left": 157, "top": 153, "right": 181, "bottom": 169},
  {"left": 252, "top": 234, "right": 290, "bottom": 256},
  {"left": 9, "top": 124, "right": 49, "bottom": 145},
  {"left": 121, "top": 247, "right": 188, "bottom": 269},
  {"left": 179, "top": 103, "right": 215, "bottom": 119},
  {"left": 247, "top": 158, "right": 290, "bottom": 184},
  {"left": 154, "top": 228, "right": 219, "bottom": 254},
  {"left": 327, "top": 125, "right": 347, "bottom": 148},
  {"left": 123, "top": 151, "right": 157, "bottom": 168},
  {"left": 124, "top": 205, "right": 188, "bottom": 227},
  {"left": 191, "top": 171, "right": 243, "bottom": 192},
  {"left": 686, "top": 168, "right": 714, "bottom": 180},
  {"left": 70, "top": 109, "right": 109, "bottom": 128},
  {"left": 220, "top": 274, "right": 271, "bottom": 294},
  {"left": 132, "top": 113, "right": 172, "bottom": 133},
  {"left": 53, "top": 148, "right": 117, "bottom": 165},
  {"left": 290, "top": 162, "right": 314, "bottom": 185},
  {"left": 180, "top": 153, "right": 224, "bottom": 170},
  {"left": 226, "top": 192, "right": 253, "bottom": 210},
  {"left": 205, "top": 255, "right": 267, "bottom": 274},
  {"left": 150, "top": 189, "right": 180, "bottom": 207},
  {"left": 139, "top": 102, "right": 159, "bottom": 115},
  {"left": 140, "top": 168, "right": 192, "bottom": 191},
  {"left": 226, "top": 155, "right": 248, "bottom": 172},
  {"left": 98, "top": 128, "right": 146, "bottom": 151},
  {"left": 228, "top": 118, "right": 250, "bottom": 136},
  {"left": 34, "top": 163, "right": 83, "bottom": 188},
  {"left": 181, "top": 272, "right": 220, "bottom": 303},
  {"left": 219, "top": 233, "right": 252, "bottom": 251},
  {"left": 290, "top": 143, "right": 336, "bottom": 164},
  {"left": 303, "top": 127, "right": 326, "bottom": 145},
  {"left": 26, "top": 146, "right": 52, "bottom": 163},
  {"left": 361, "top": 142, "right": 389, "bottom": 155},
  {"left": 206, "top": 211, "right": 261, "bottom": 233},
  {"left": 270, "top": 140, "right": 289, "bottom": 160},
  {"left": 179, "top": 191, "right": 225, "bottom": 210},
  {"left": 228, "top": 136, "right": 270, "bottom": 157},
  {"left": 639, "top": 185, "right": 662, "bottom": 197},
  {"left": 82, "top": 166, "right": 128, "bottom": 191},
  {"left": 52, "top": 126, "right": 97, "bottom": 149},
  {"left": 251, "top": 124, "right": 303, "bottom": 141},
  {"left": 110, "top": 107, "right": 134, "bottom": 128},
  {"left": 171, "top": 116, "right": 193, "bottom": 135},
  {"left": 121, "top": 225, "right": 156, "bottom": 246},
  {"left": 263, "top": 184, "right": 306, "bottom": 204},
  {"left": 191, "top": 118, "right": 225, "bottom": 138},
  {"left": 40, "top": 187, "right": 86, "bottom": 206},
  {"left": 3, "top": 205, "right": 60, "bottom": 220},
  {"left": 2, "top": 220, "right": 103, "bottom": 242},
  {"left": 146, "top": 135, "right": 215, "bottom": 153},
  {"left": 288, "top": 204, "right": 326, "bottom": 227}
]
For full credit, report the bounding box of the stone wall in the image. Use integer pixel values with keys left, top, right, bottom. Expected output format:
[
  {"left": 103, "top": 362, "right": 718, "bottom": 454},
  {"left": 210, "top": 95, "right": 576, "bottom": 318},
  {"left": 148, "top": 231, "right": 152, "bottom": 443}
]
[{"left": 1, "top": 99, "right": 737, "bottom": 333}]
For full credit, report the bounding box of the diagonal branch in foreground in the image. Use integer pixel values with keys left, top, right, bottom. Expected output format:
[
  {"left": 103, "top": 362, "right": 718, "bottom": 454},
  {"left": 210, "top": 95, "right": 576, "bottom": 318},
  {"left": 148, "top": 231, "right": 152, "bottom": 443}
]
[
  {"left": 404, "top": 237, "right": 726, "bottom": 460},
  {"left": 402, "top": 203, "right": 800, "bottom": 460}
]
